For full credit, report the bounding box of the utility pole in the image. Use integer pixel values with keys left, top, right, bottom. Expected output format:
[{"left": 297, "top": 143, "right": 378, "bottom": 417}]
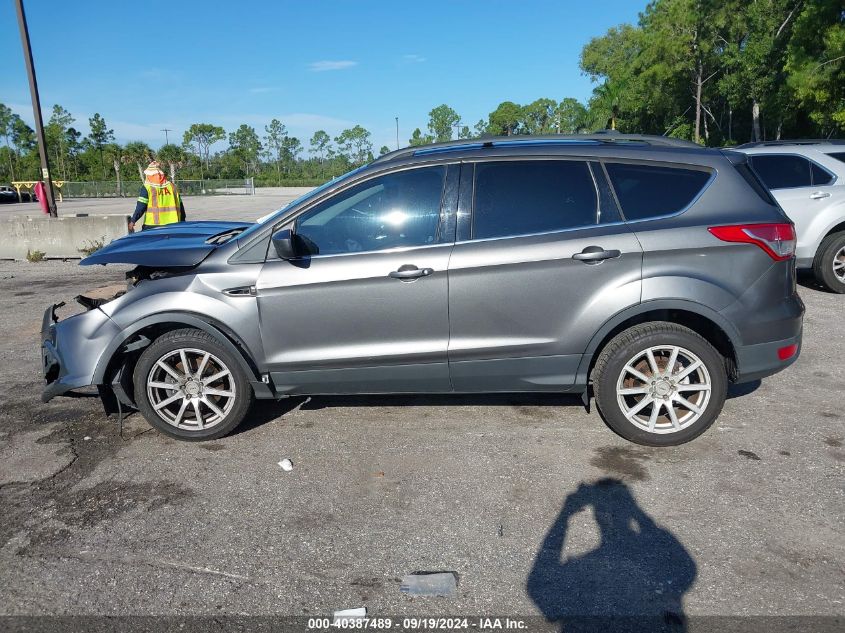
[
  {"left": 161, "top": 128, "right": 172, "bottom": 145},
  {"left": 14, "top": 0, "right": 57, "bottom": 217},
  {"left": 395, "top": 117, "right": 399, "bottom": 150}
]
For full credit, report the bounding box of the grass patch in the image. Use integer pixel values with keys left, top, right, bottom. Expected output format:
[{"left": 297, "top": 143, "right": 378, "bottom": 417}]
[
  {"left": 26, "top": 249, "right": 46, "bottom": 263},
  {"left": 78, "top": 237, "right": 106, "bottom": 257}
]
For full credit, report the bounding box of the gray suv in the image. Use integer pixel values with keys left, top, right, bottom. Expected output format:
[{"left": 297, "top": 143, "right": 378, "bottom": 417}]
[{"left": 41, "top": 135, "right": 804, "bottom": 446}]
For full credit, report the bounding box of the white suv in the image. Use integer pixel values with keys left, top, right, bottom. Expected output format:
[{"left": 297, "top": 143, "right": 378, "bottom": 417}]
[{"left": 737, "top": 141, "right": 845, "bottom": 292}]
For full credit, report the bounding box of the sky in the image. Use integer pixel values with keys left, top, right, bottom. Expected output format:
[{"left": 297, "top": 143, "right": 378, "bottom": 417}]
[{"left": 1, "top": 0, "right": 646, "bottom": 154}]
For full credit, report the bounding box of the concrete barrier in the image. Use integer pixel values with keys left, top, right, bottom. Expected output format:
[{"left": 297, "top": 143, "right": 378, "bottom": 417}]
[{"left": 0, "top": 214, "right": 129, "bottom": 260}]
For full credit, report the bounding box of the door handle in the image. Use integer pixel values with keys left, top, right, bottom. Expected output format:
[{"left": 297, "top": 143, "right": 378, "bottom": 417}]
[
  {"left": 572, "top": 246, "right": 622, "bottom": 264},
  {"left": 389, "top": 266, "right": 434, "bottom": 280},
  {"left": 810, "top": 191, "right": 831, "bottom": 200}
]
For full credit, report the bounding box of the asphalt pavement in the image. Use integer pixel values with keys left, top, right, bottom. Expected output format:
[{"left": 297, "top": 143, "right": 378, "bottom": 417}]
[{"left": 0, "top": 257, "right": 842, "bottom": 625}]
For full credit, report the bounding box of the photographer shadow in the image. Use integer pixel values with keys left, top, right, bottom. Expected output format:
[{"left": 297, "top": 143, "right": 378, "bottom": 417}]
[{"left": 527, "top": 478, "right": 696, "bottom": 632}]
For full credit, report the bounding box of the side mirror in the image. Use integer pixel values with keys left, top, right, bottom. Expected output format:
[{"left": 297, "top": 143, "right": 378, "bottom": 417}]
[{"left": 271, "top": 228, "right": 299, "bottom": 260}]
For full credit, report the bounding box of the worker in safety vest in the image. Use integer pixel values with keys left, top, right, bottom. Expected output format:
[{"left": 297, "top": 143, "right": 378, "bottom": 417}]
[{"left": 128, "top": 161, "right": 186, "bottom": 231}]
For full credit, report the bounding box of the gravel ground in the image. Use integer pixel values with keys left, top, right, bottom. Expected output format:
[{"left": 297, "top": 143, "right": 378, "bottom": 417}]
[{"left": 0, "top": 259, "right": 842, "bottom": 625}]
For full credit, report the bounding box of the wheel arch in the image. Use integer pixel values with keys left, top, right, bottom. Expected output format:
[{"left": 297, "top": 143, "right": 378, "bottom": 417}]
[
  {"left": 576, "top": 300, "right": 741, "bottom": 385},
  {"left": 93, "top": 311, "right": 264, "bottom": 388},
  {"left": 807, "top": 212, "right": 845, "bottom": 262},
  {"left": 819, "top": 221, "right": 845, "bottom": 251}
]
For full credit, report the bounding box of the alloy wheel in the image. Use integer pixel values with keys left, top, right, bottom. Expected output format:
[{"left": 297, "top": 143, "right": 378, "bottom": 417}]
[
  {"left": 615, "top": 345, "right": 712, "bottom": 434},
  {"left": 833, "top": 245, "right": 845, "bottom": 283},
  {"left": 146, "top": 347, "right": 236, "bottom": 430}
]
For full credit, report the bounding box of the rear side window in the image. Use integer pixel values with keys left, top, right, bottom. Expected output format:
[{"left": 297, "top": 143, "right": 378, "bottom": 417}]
[
  {"left": 750, "top": 155, "right": 812, "bottom": 189},
  {"left": 604, "top": 163, "right": 711, "bottom": 221},
  {"left": 472, "top": 160, "right": 597, "bottom": 239},
  {"left": 829, "top": 152, "right": 845, "bottom": 164}
]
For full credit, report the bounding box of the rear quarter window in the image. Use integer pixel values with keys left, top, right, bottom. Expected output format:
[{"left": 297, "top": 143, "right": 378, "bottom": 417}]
[
  {"left": 734, "top": 162, "right": 778, "bottom": 206},
  {"left": 604, "top": 163, "right": 712, "bottom": 221},
  {"left": 810, "top": 161, "right": 835, "bottom": 186}
]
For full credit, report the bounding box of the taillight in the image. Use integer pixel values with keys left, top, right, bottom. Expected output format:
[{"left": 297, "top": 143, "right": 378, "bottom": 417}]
[
  {"left": 777, "top": 343, "right": 798, "bottom": 361},
  {"left": 708, "top": 223, "right": 796, "bottom": 261}
]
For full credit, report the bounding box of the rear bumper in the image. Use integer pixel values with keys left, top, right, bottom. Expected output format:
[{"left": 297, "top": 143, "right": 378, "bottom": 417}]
[{"left": 734, "top": 330, "right": 802, "bottom": 383}]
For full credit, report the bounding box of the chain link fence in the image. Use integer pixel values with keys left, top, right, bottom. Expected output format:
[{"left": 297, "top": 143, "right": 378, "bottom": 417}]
[{"left": 61, "top": 178, "right": 255, "bottom": 198}]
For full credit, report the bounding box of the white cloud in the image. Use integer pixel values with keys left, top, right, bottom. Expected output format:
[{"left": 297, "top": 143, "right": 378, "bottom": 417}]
[
  {"left": 307, "top": 60, "right": 358, "bottom": 72},
  {"left": 248, "top": 87, "right": 276, "bottom": 94},
  {"left": 402, "top": 54, "right": 426, "bottom": 63}
]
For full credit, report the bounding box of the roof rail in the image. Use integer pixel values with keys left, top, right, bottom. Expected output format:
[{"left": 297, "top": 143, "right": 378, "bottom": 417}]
[
  {"left": 374, "top": 131, "right": 702, "bottom": 164},
  {"left": 736, "top": 139, "right": 845, "bottom": 148}
]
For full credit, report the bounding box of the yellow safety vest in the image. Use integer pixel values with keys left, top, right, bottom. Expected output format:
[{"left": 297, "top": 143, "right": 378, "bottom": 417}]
[{"left": 140, "top": 183, "right": 181, "bottom": 226}]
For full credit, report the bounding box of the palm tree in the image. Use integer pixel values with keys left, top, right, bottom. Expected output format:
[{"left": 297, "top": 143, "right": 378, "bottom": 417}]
[
  {"left": 156, "top": 144, "right": 187, "bottom": 182},
  {"left": 121, "top": 141, "right": 153, "bottom": 181},
  {"left": 591, "top": 80, "right": 626, "bottom": 130},
  {"left": 103, "top": 143, "right": 123, "bottom": 195}
]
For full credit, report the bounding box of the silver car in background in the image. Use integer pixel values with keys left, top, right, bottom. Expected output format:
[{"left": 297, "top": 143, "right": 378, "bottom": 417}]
[
  {"left": 737, "top": 140, "right": 845, "bottom": 292},
  {"left": 42, "top": 134, "right": 804, "bottom": 446}
]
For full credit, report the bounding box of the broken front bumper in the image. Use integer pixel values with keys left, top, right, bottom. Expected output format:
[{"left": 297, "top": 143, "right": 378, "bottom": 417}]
[{"left": 41, "top": 303, "right": 122, "bottom": 402}]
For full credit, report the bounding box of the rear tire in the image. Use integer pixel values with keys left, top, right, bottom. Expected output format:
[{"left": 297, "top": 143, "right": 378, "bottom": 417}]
[
  {"left": 813, "top": 231, "right": 845, "bottom": 294},
  {"left": 133, "top": 328, "right": 254, "bottom": 441},
  {"left": 593, "top": 322, "right": 727, "bottom": 446}
]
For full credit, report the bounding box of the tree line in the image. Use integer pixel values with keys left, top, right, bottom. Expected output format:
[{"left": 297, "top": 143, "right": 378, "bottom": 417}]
[{"left": 0, "top": 0, "right": 841, "bottom": 188}]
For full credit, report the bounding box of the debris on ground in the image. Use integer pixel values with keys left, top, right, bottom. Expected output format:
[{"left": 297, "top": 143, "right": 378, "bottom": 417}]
[
  {"left": 333, "top": 607, "right": 367, "bottom": 625},
  {"left": 278, "top": 459, "right": 293, "bottom": 471},
  {"left": 400, "top": 572, "right": 458, "bottom": 597},
  {"left": 83, "top": 436, "right": 91, "bottom": 441}
]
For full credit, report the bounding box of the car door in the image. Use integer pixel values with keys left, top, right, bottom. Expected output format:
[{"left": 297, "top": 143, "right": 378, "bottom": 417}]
[
  {"left": 256, "top": 164, "right": 457, "bottom": 395},
  {"left": 447, "top": 159, "right": 643, "bottom": 392},
  {"left": 749, "top": 153, "right": 837, "bottom": 255}
]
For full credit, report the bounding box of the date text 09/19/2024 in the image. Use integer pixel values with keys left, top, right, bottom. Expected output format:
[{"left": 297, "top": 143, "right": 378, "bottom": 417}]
[{"left": 306, "top": 617, "right": 528, "bottom": 630}]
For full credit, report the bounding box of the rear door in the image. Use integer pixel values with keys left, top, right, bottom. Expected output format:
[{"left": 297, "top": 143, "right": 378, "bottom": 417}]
[{"left": 447, "top": 158, "right": 642, "bottom": 392}]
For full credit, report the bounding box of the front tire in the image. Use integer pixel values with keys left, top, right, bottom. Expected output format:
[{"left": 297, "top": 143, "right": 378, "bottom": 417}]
[
  {"left": 133, "top": 328, "right": 254, "bottom": 441},
  {"left": 593, "top": 322, "right": 727, "bottom": 446},
  {"left": 813, "top": 231, "right": 845, "bottom": 294}
]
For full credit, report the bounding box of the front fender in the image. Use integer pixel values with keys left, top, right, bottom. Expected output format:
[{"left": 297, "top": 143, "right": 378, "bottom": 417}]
[{"left": 92, "top": 311, "right": 263, "bottom": 386}]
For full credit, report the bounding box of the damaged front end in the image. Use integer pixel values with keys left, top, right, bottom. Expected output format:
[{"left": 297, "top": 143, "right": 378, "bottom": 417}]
[
  {"left": 42, "top": 266, "right": 191, "bottom": 414},
  {"left": 42, "top": 221, "right": 252, "bottom": 413},
  {"left": 41, "top": 297, "right": 123, "bottom": 405}
]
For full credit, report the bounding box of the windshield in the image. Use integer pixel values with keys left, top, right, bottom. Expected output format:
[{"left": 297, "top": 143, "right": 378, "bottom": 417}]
[{"left": 240, "top": 165, "right": 369, "bottom": 240}]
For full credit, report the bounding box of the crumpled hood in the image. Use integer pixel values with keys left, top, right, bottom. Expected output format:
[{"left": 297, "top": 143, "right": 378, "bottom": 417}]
[{"left": 80, "top": 221, "right": 251, "bottom": 267}]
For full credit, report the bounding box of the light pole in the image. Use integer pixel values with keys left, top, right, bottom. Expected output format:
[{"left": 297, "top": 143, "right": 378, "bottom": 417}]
[
  {"left": 14, "top": 0, "right": 57, "bottom": 217},
  {"left": 395, "top": 117, "right": 399, "bottom": 150}
]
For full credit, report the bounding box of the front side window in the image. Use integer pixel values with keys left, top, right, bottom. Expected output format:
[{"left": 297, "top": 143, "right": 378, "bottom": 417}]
[
  {"left": 749, "top": 155, "right": 812, "bottom": 189},
  {"left": 294, "top": 166, "right": 445, "bottom": 256},
  {"left": 472, "top": 160, "right": 597, "bottom": 240},
  {"left": 604, "top": 162, "right": 712, "bottom": 221}
]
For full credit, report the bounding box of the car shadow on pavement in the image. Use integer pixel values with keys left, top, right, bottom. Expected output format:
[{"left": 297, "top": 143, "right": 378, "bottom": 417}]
[
  {"left": 527, "top": 478, "right": 696, "bottom": 633},
  {"left": 234, "top": 392, "right": 585, "bottom": 434},
  {"left": 235, "top": 385, "right": 759, "bottom": 435},
  {"left": 727, "top": 379, "right": 760, "bottom": 399},
  {"left": 797, "top": 270, "right": 834, "bottom": 293}
]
